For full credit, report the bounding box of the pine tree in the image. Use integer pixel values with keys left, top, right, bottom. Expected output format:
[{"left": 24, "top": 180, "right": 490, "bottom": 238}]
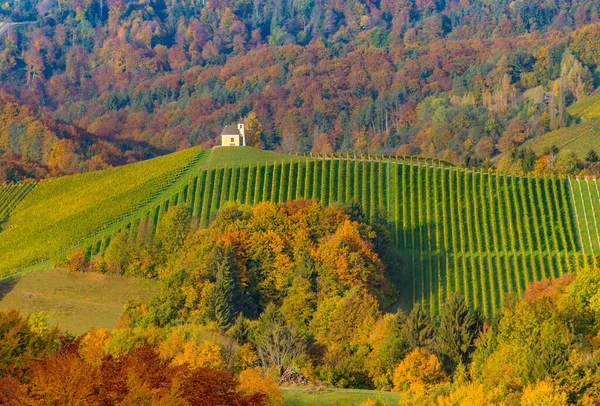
[
  {"left": 212, "top": 268, "right": 236, "bottom": 329},
  {"left": 208, "top": 245, "right": 240, "bottom": 329},
  {"left": 434, "top": 294, "right": 483, "bottom": 373},
  {"left": 401, "top": 303, "right": 434, "bottom": 350},
  {"left": 586, "top": 149, "right": 599, "bottom": 163}
]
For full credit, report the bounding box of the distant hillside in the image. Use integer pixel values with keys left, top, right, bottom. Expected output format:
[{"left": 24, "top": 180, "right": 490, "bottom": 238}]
[
  {"left": 1, "top": 147, "right": 596, "bottom": 316},
  {"left": 510, "top": 91, "right": 600, "bottom": 161},
  {"left": 2, "top": 0, "right": 600, "bottom": 175}
]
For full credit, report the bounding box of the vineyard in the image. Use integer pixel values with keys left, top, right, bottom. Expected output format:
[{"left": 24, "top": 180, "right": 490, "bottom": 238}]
[
  {"left": 0, "top": 146, "right": 595, "bottom": 315},
  {"left": 522, "top": 121, "right": 600, "bottom": 161},
  {"left": 0, "top": 147, "right": 204, "bottom": 277},
  {"left": 0, "top": 181, "right": 36, "bottom": 222}
]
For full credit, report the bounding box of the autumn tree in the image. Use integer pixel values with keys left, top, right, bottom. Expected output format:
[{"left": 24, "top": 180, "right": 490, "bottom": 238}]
[
  {"left": 244, "top": 112, "right": 264, "bottom": 148},
  {"left": 392, "top": 347, "right": 447, "bottom": 391},
  {"left": 159, "top": 205, "right": 191, "bottom": 252}
]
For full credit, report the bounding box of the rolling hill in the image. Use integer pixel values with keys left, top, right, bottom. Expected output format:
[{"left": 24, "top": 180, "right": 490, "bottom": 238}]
[
  {"left": 519, "top": 91, "right": 600, "bottom": 160},
  {"left": 0, "top": 147, "right": 596, "bottom": 316}
]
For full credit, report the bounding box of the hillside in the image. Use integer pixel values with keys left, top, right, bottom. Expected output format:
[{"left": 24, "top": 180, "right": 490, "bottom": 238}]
[
  {"left": 2, "top": 1, "right": 600, "bottom": 183},
  {"left": 1, "top": 146, "right": 595, "bottom": 316},
  {"left": 516, "top": 91, "right": 600, "bottom": 160}
]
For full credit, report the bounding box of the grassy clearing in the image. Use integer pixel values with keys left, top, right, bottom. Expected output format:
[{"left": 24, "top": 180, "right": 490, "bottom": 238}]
[
  {"left": 282, "top": 387, "right": 400, "bottom": 406},
  {"left": 0, "top": 268, "right": 157, "bottom": 335},
  {"left": 0, "top": 147, "right": 204, "bottom": 277}
]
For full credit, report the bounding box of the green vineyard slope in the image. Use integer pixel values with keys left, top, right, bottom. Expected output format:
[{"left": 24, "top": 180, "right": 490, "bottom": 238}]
[
  {"left": 0, "top": 147, "right": 591, "bottom": 316},
  {"left": 76, "top": 148, "right": 585, "bottom": 316}
]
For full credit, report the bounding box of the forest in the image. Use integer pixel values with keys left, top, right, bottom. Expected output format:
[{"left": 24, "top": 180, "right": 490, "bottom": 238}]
[
  {"left": 2, "top": 200, "right": 600, "bottom": 404},
  {"left": 1, "top": 0, "right": 600, "bottom": 180}
]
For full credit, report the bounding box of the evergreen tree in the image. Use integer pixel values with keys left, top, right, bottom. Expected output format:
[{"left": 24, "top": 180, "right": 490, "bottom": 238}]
[
  {"left": 208, "top": 244, "right": 241, "bottom": 329},
  {"left": 212, "top": 268, "right": 236, "bottom": 329},
  {"left": 227, "top": 314, "right": 251, "bottom": 344},
  {"left": 402, "top": 303, "right": 435, "bottom": 350},
  {"left": 586, "top": 149, "right": 599, "bottom": 163},
  {"left": 434, "top": 294, "right": 484, "bottom": 373}
]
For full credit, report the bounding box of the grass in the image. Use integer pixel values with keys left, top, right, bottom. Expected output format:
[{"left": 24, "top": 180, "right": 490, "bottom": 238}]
[
  {"left": 0, "top": 268, "right": 157, "bottom": 335},
  {"left": 203, "top": 146, "right": 298, "bottom": 168},
  {"left": 0, "top": 147, "right": 204, "bottom": 277},
  {"left": 282, "top": 387, "right": 400, "bottom": 406}
]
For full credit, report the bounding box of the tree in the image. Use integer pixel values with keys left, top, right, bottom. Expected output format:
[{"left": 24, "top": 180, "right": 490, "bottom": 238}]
[
  {"left": 586, "top": 149, "right": 598, "bottom": 163},
  {"left": 392, "top": 347, "right": 446, "bottom": 391},
  {"left": 0, "top": 310, "right": 59, "bottom": 375},
  {"left": 172, "top": 340, "right": 224, "bottom": 370},
  {"left": 239, "top": 368, "right": 284, "bottom": 406},
  {"left": 245, "top": 112, "right": 264, "bottom": 148},
  {"left": 159, "top": 205, "right": 191, "bottom": 252},
  {"left": 280, "top": 275, "right": 316, "bottom": 335},
  {"left": 211, "top": 268, "right": 237, "bottom": 329},
  {"left": 104, "top": 231, "right": 130, "bottom": 274},
  {"left": 48, "top": 139, "right": 79, "bottom": 174},
  {"left": 434, "top": 294, "right": 483, "bottom": 373},
  {"left": 254, "top": 304, "right": 305, "bottom": 377},
  {"left": 555, "top": 151, "right": 580, "bottom": 175},
  {"left": 402, "top": 304, "right": 434, "bottom": 350},
  {"left": 65, "top": 249, "right": 87, "bottom": 272},
  {"left": 520, "top": 380, "right": 567, "bottom": 406}
]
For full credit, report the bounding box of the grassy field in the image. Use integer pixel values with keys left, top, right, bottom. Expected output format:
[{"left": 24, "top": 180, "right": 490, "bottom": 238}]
[
  {"left": 282, "top": 387, "right": 400, "bottom": 406},
  {"left": 0, "top": 268, "right": 157, "bottom": 335}
]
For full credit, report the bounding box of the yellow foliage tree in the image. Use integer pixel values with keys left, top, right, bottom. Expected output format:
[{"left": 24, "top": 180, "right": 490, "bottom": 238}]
[
  {"left": 436, "top": 383, "right": 504, "bottom": 406},
  {"left": 79, "top": 328, "right": 111, "bottom": 367},
  {"left": 392, "top": 347, "right": 446, "bottom": 392},
  {"left": 238, "top": 368, "right": 283, "bottom": 406},
  {"left": 172, "top": 340, "right": 224, "bottom": 370},
  {"left": 520, "top": 380, "right": 567, "bottom": 406}
]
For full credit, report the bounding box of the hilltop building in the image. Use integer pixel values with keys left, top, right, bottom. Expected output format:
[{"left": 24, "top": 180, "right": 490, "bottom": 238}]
[{"left": 221, "top": 123, "right": 246, "bottom": 146}]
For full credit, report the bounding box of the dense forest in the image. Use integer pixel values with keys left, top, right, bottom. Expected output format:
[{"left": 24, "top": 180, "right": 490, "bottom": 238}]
[
  {"left": 1, "top": 0, "right": 600, "bottom": 180},
  {"left": 2, "top": 200, "right": 600, "bottom": 404}
]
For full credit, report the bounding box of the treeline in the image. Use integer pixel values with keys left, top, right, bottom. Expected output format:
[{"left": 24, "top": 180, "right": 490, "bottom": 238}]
[
  {"left": 0, "top": 311, "right": 278, "bottom": 405},
  {"left": 0, "top": 91, "right": 160, "bottom": 182},
  {"left": 41, "top": 200, "right": 600, "bottom": 403},
  {"left": 1, "top": 1, "right": 600, "bottom": 179}
]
